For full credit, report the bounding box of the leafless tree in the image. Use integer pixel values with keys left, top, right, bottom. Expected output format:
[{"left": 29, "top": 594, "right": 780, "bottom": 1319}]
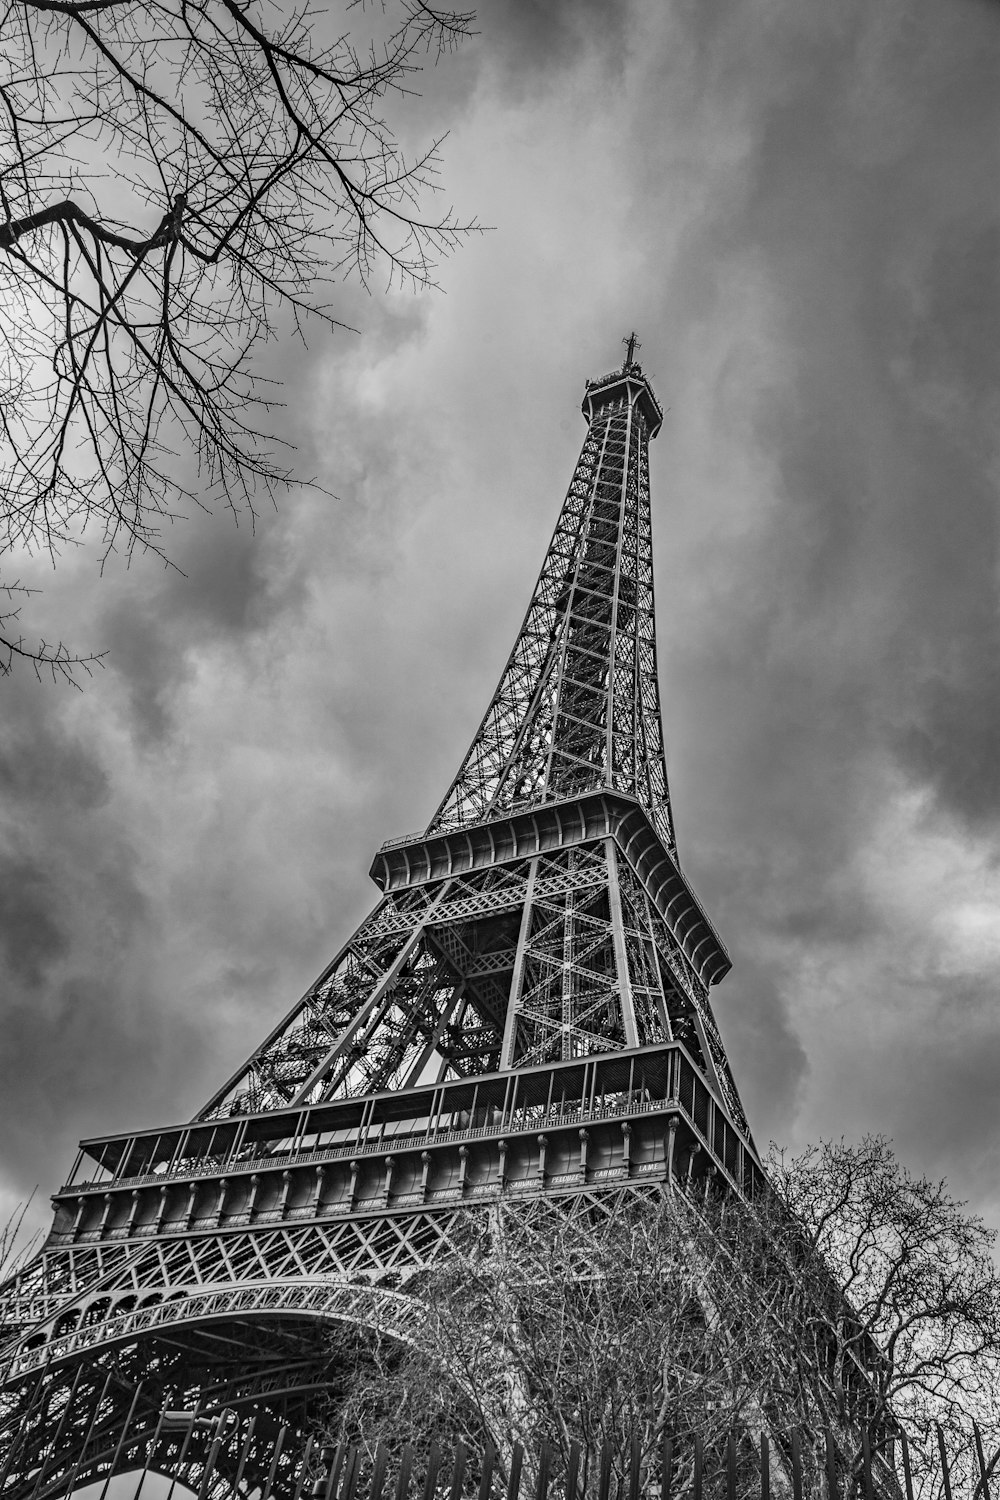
[
  {"left": 766, "top": 1135, "right": 1000, "bottom": 1494},
  {"left": 0, "top": 0, "right": 476, "bottom": 679},
  {"left": 326, "top": 1191, "right": 847, "bottom": 1498},
  {"left": 326, "top": 1141, "right": 1000, "bottom": 1500}
]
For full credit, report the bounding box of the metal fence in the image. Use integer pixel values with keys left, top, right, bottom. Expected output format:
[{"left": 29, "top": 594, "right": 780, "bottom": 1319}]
[
  {"left": 280, "top": 1428, "right": 994, "bottom": 1500},
  {"left": 47, "top": 1419, "right": 996, "bottom": 1500}
]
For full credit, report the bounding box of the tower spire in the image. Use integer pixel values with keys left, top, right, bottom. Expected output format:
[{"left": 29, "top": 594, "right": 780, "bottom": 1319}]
[{"left": 430, "top": 348, "right": 675, "bottom": 854}]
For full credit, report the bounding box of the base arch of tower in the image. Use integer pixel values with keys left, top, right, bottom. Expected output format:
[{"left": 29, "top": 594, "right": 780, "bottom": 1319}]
[
  {"left": 0, "top": 1282, "right": 436, "bottom": 1500},
  {"left": 6, "top": 1275, "right": 431, "bottom": 1381}
]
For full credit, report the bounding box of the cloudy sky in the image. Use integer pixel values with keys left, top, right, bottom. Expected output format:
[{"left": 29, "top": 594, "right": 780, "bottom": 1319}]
[{"left": 3, "top": 0, "right": 1000, "bottom": 1248}]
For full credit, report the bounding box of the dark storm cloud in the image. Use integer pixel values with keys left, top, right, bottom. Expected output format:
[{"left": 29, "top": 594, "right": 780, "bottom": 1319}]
[
  {"left": 0, "top": 858, "right": 67, "bottom": 988},
  {"left": 885, "top": 221, "right": 1000, "bottom": 826},
  {"left": 99, "top": 599, "right": 190, "bottom": 744},
  {"left": 96, "top": 515, "right": 302, "bottom": 743},
  {"left": 711, "top": 956, "right": 810, "bottom": 1133},
  {"left": 0, "top": 711, "right": 160, "bottom": 1202},
  {"left": 735, "top": 125, "right": 1000, "bottom": 833},
  {"left": 0, "top": 970, "right": 211, "bottom": 1204},
  {"left": 0, "top": 716, "right": 109, "bottom": 989},
  {"left": 479, "top": 0, "right": 628, "bottom": 86},
  {"left": 0, "top": 723, "right": 109, "bottom": 811}
]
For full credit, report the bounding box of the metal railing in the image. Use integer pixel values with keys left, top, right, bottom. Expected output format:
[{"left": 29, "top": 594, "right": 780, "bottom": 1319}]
[{"left": 6, "top": 1412, "right": 996, "bottom": 1500}]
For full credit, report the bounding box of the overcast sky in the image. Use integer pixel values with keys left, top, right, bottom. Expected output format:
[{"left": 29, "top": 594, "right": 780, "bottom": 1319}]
[{"left": 3, "top": 0, "right": 1000, "bottom": 1250}]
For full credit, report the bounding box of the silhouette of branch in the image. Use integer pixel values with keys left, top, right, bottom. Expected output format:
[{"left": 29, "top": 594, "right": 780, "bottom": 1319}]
[{"left": 0, "top": 0, "right": 478, "bottom": 676}]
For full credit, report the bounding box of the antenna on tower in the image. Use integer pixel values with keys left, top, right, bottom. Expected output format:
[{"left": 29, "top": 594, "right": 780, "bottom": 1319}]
[{"left": 623, "top": 331, "right": 640, "bottom": 368}]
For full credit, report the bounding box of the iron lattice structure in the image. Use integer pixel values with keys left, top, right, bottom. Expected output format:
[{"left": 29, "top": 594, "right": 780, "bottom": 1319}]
[{"left": 0, "top": 347, "right": 762, "bottom": 1495}]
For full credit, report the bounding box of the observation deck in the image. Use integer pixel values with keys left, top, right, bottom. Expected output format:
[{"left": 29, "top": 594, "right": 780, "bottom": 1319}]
[{"left": 582, "top": 363, "right": 663, "bottom": 437}]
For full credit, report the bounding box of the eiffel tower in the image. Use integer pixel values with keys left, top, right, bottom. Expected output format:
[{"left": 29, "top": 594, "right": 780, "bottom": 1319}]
[{"left": 0, "top": 339, "right": 762, "bottom": 1495}]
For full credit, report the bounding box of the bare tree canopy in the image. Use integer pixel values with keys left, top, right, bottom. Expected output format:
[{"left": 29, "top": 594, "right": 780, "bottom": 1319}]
[
  {"left": 327, "top": 1142, "right": 1000, "bottom": 1500},
  {"left": 327, "top": 1191, "right": 800, "bottom": 1496},
  {"left": 0, "top": 0, "right": 475, "bottom": 678},
  {"left": 767, "top": 1136, "right": 1000, "bottom": 1453}
]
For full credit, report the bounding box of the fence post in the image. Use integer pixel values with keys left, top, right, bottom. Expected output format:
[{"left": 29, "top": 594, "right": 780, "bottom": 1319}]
[
  {"left": 260, "top": 1424, "right": 288, "bottom": 1500},
  {"left": 448, "top": 1442, "right": 468, "bottom": 1500},
  {"left": 898, "top": 1433, "right": 914, "bottom": 1500},
  {"left": 479, "top": 1440, "right": 497, "bottom": 1500},
  {"left": 936, "top": 1425, "right": 953, "bottom": 1500},
  {"left": 342, "top": 1445, "right": 361, "bottom": 1500},
  {"left": 629, "top": 1431, "right": 642, "bottom": 1500},
  {"left": 23, "top": 1359, "right": 85, "bottom": 1497},
  {"left": 395, "top": 1445, "right": 414, "bottom": 1500},
  {"left": 693, "top": 1433, "right": 703, "bottom": 1500},
  {"left": 422, "top": 1442, "right": 442, "bottom": 1500},
  {"left": 325, "top": 1443, "right": 346, "bottom": 1500},
  {"left": 660, "top": 1433, "right": 673, "bottom": 1500},
  {"left": 824, "top": 1429, "right": 837, "bottom": 1500},
  {"left": 291, "top": 1436, "right": 315, "bottom": 1500},
  {"left": 197, "top": 1421, "right": 228, "bottom": 1500},
  {"left": 316, "top": 1446, "right": 335, "bottom": 1494},
  {"left": 65, "top": 1370, "right": 116, "bottom": 1500},
  {"left": 861, "top": 1428, "right": 874, "bottom": 1500},
  {"left": 134, "top": 1398, "right": 169, "bottom": 1494},
  {"left": 566, "top": 1442, "right": 581, "bottom": 1500},
  {"left": 535, "top": 1442, "right": 551, "bottom": 1500},
  {"left": 507, "top": 1442, "right": 524, "bottom": 1500},
  {"left": 727, "top": 1433, "right": 736, "bottom": 1500},
  {"left": 975, "top": 1423, "right": 993, "bottom": 1500},
  {"left": 97, "top": 1378, "right": 146, "bottom": 1500},
  {"left": 790, "top": 1429, "right": 802, "bottom": 1500},
  {"left": 0, "top": 1364, "right": 47, "bottom": 1493},
  {"left": 370, "top": 1442, "right": 390, "bottom": 1500},
  {"left": 232, "top": 1414, "right": 259, "bottom": 1498},
  {"left": 395, "top": 1440, "right": 413, "bottom": 1500},
  {"left": 760, "top": 1435, "right": 769, "bottom": 1500},
  {"left": 598, "top": 1445, "right": 613, "bottom": 1500}
]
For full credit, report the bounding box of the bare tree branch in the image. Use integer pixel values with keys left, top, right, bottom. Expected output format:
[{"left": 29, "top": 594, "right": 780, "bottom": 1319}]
[
  {"left": 767, "top": 1136, "right": 1000, "bottom": 1493},
  {"left": 1, "top": 580, "right": 103, "bottom": 683},
  {"left": 0, "top": 0, "right": 478, "bottom": 678}
]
